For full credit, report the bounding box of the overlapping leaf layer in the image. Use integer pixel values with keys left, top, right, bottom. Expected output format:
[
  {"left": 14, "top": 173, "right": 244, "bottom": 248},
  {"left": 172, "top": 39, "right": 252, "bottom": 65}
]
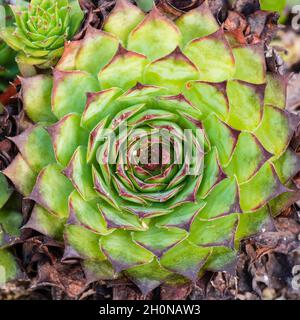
[{"left": 3, "top": 0, "right": 300, "bottom": 294}]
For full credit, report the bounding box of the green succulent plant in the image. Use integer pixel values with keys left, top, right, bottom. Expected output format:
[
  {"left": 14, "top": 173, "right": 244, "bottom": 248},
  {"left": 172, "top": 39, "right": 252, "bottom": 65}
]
[
  {"left": 2, "top": 0, "right": 300, "bottom": 294},
  {"left": 0, "top": 172, "right": 22, "bottom": 285},
  {"left": 0, "top": 0, "right": 84, "bottom": 74},
  {"left": 0, "top": 0, "right": 19, "bottom": 92}
]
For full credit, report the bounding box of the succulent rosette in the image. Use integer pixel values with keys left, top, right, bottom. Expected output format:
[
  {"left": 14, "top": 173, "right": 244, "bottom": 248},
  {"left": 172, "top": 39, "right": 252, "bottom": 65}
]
[
  {"left": 3, "top": 0, "right": 300, "bottom": 293},
  {"left": 0, "top": 0, "right": 83, "bottom": 72}
]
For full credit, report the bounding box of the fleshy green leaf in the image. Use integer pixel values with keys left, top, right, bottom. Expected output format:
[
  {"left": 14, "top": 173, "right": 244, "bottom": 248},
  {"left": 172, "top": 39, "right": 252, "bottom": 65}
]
[
  {"left": 101, "top": 230, "right": 153, "bottom": 272},
  {"left": 132, "top": 225, "right": 187, "bottom": 257},
  {"left": 65, "top": 224, "right": 105, "bottom": 260},
  {"left": 98, "top": 46, "right": 148, "bottom": 90},
  {"left": 21, "top": 75, "right": 57, "bottom": 123},
  {"left": 48, "top": 113, "right": 89, "bottom": 167},
  {"left": 254, "top": 105, "right": 298, "bottom": 156},
  {"left": 189, "top": 214, "right": 238, "bottom": 248},
  {"left": 143, "top": 47, "right": 199, "bottom": 94},
  {"left": 64, "top": 146, "right": 97, "bottom": 201},
  {"left": 184, "top": 30, "right": 235, "bottom": 82},
  {"left": 29, "top": 164, "right": 74, "bottom": 218},
  {"left": 227, "top": 80, "right": 264, "bottom": 131},
  {"left": 75, "top": 27, "right": 119, "bottom": 76},
  {"left": 103, "top": 0, "right": 145, "bottom": 45},
  {"left": 10, "top": 126, "right": 55, "bottom": 173},
  {"left": 224, "top": 132, "right": 272, "bottom": 183},
  {"left": 126, "top": 258, "right": 172, "bottom": 295},
  {"left": 3, "top": 154, "right": 37, "bottom": 196},
  {"left": 183, "top": 81, "right": 229, "bottom": 121},
  {"left": 52, "top": 70, "right": 100, "bottom": 119},
  {"left": 69, "top": 190, "right": 110, "bottom": 235},
  {"left": 239, "top": 163, "right": 288, "bottom": 212},
  {"left": 127, "top": 6, "right": 181, "bottom": 61},
  {"left": 24, "top": 205, "right": 65, "bottom": 240},
  {"left": 204, "top": 114, "right": 239, "bottom": 166},
  {"left": 0, "top": 249, "right": 19, "bottom": 285},
  {"left": 176, "top": 2, "right": 219, "bottom": 47},
  {"left": 232, "top": 45, "right": 266, "bottom": 84},
  {"left": 160, "top": 240, "right": 211, "bottom": 281},
  {"left": 0, "top": 173, "right": 12, "bottom": 209},
  {"left": 198, "top": 178, "right": 241, "bottom": 218}
]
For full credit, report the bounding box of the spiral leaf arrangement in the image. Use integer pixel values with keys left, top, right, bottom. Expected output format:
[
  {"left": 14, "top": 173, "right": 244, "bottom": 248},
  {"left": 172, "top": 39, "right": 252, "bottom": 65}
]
[{"left": 2, "top": 0, "right": 300, "bottom": 293}]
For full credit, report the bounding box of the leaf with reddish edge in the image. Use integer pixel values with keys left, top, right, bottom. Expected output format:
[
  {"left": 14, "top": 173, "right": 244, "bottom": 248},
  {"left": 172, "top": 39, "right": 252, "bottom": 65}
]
[
  {"left": 86, "top": 117, "right": 109, "bottom": 164},
  {"left": 183, "top": 81, "right": 229, "bottom": 121},
  {"left": 68, "top": 190, "right": 110, "bottom": 235},
  {"left": 98, "top": 202, "right": 146, "bottom": 231},
  {"left": 155, "top": 201, "right": 205, "bottom": 232},
  {"left": 127, "top": 5, "right": 182, "bottom": 61},
  {"left": 198, "top": 178, "right": 241, "bottom": 219},
  {"left": 198, "top": 147, "right": 227, "bottom": 198},
  {"left": 204, "top": 114, "right": 240, "bottom": 166},
  {"left": 83, "top": 259, "right": 118, "bottom": 284},
  {"left": 100, "top": 230, "right": 153, "bottom": 273},
  {"left": 268, "top": 185, "right": 300, "bottom": 217},
  {"left": 23, "top": 205, "right": 65, "bottom": 240},
  {"left": 235, "top": 206, "right": 272, "bottom": 246},
  {"left": 92, "top": 166, "right": 121, "bottom": 210},
  {"left": 56, "top": 40, "right": 82, "bottom": 71},
  {"left": 65, "top": 224, "right": 105, "bottom": 260},
  {"left": 29, "top": 164, "right": 74, "bottom": 218},
  {"left": 176, "top": 1, "right": 219, "bottom": 47},
  {"left": 47, "top": 113, "right": 89, "bottom": 167},
  {"left": 184, "top": 29, "right": 235, "bottom": 83},
  {"left": 126, "top": 259, "right": 173, "bottom": 295},
  {"left": 64, "top": 146, "right": 97, "bottom": 201},
  {"left": 239, "top": 163, "right": 290, "bottom": 212},
  {"left": 189, "top": 214, "right": 239, "bottom": 249},
  {"left": 52, "top": 70, "right": 100, "bottom": 119},
  {"left": 226, "top": 80, "right": 265, "bottom": 131},
  {"left": 203, "top": 246, "right": 237, "bottom": 273},
  {"left": 143, "top": 47, "right": 199, "bottom": 94},
  {"left": 224, "top": 132, "right": 273, "bottom": 184},
  {"left": 75, "top": 26, "right": 119, "bottom": 76},
  {"left": 103, "top": 0, "right": 145, "bottom": 45},
  {"left": 3, "top": 154, "right": 37, "bottom": 196},
  {"left": 98, "top": 45, "right": 148, "bottom": 90},
  {"left": 9, "top": 126, "right": 56, "bottom": 173},
  {"left": 132, "top": 224, "right": 187, "bottom": 257},
  {"left": 81, "top": 88, "right": 123, "bottom": 131},
  {"left": 122, "top": 205, "right": 173, "bottom": 219},
  {"left": 265, "top": 73, "right": 287, "bottom": 109},
  {"left": 232, "top": 44, "right": 266, "bottom": 84},
  {"left": 273, "top": 148, "right": 300, "bottom": 184},
  {"left": 160, "top": 239, "right": 211, "bottom": 282},
  {"left": 0, "top": 173, "right": 12, "bottom": 209},
  {"left": 21, "top": 75, "right": 57, "bottom": 123},
  {"left": 254, "top": 105, "right": 300, "bottom": 156}
]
